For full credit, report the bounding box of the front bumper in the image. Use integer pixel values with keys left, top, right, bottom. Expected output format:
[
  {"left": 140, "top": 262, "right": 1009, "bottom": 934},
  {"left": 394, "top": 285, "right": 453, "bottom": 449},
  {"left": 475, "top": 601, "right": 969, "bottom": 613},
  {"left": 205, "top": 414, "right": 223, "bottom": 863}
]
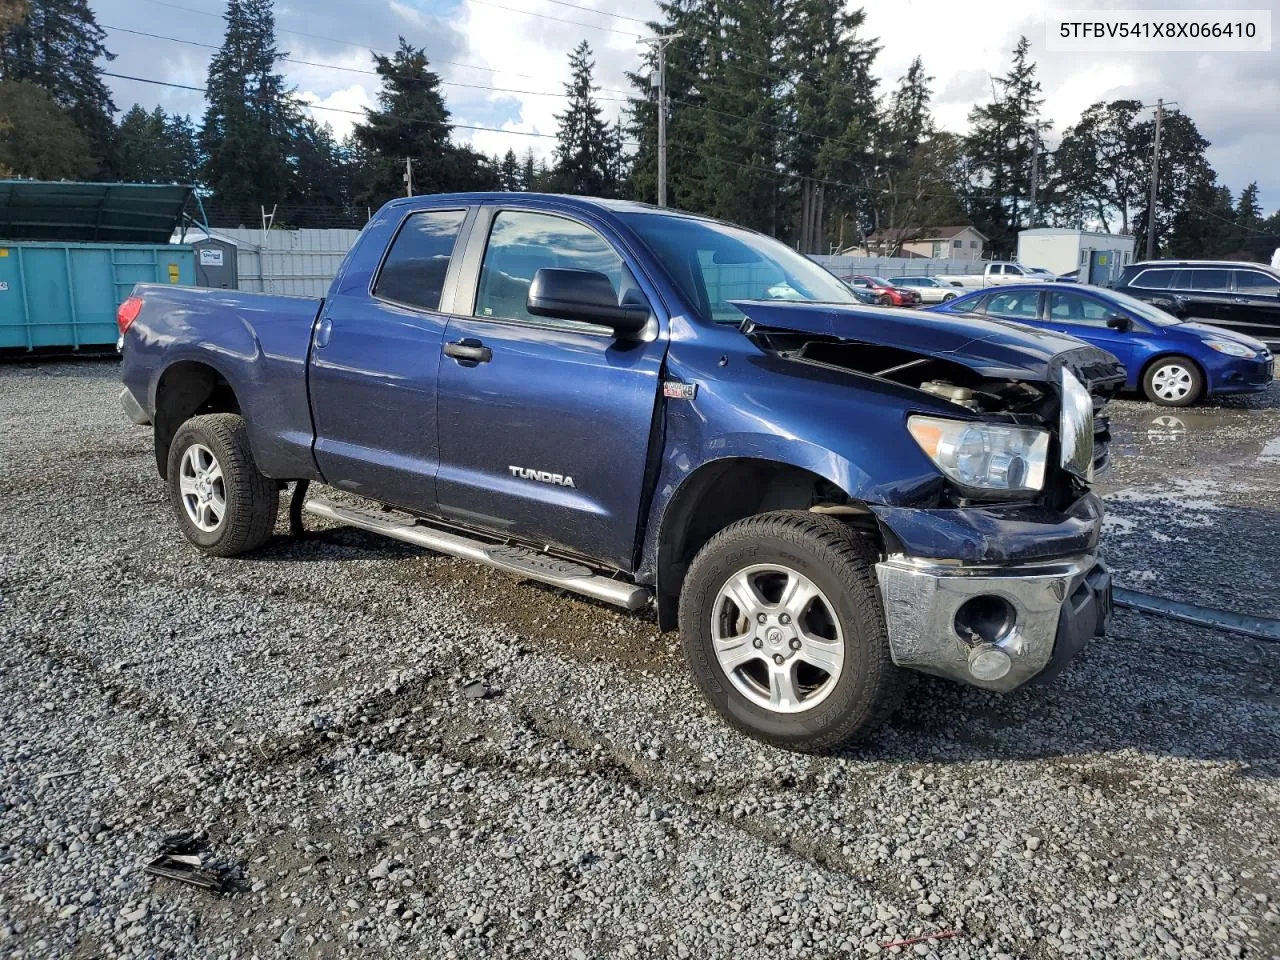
[
  {"left": 875, "top": 553, "right": 1111, "bottom": 692},
  {"left": 1209, "top": 352, "right": 1274, "bottom": 394}
]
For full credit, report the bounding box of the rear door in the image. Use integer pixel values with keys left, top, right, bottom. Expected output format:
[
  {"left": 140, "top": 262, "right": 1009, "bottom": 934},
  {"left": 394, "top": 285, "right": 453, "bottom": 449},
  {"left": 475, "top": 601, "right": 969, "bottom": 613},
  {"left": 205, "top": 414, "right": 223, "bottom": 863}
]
[
  {"left": 308, "top": 206, "right": 473, "bottom": 508},
  {"left": 1172, "top": 267, "right": 1234, "bottom": 324},
  {"left": 433, "top": 205, "right": 667, "bottom": 570},
  {"left": 1227, "top": 268, "right": 1280, "bottom": 348}
]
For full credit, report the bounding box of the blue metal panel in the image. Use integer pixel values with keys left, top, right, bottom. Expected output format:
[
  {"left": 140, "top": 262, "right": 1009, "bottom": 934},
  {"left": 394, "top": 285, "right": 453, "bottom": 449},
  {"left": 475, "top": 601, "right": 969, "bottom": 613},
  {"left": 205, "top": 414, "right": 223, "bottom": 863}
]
[{"left": 0, "top": 241, "right": 194, "bottom": 350}]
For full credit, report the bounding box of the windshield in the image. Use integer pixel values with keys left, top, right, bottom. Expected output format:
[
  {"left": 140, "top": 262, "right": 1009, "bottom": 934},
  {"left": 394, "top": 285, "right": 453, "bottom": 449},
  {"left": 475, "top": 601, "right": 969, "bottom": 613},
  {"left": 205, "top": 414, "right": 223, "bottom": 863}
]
[
  {"left": 618, "top": 212, "right": 859, "bottom": 323},
  {"left": 1105, "top": 287, "right": 1182, "bottom": 327}
]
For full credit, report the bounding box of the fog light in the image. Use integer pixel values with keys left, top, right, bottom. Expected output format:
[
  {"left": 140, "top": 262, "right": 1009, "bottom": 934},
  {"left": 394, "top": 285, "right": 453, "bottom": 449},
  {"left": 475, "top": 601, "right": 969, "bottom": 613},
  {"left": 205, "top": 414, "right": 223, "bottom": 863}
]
[
  {"left": 953, "top": 594, "right": 1015, "bottom": 645},
  {"left": 968, "top": 644, "right": 1012, "bottom": 682}
]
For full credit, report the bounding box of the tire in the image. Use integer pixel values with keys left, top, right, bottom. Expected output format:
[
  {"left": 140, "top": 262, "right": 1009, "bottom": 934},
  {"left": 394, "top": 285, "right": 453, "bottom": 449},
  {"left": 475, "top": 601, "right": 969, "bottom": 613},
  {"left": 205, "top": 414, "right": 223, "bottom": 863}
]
[
  {"left": 166, "top": 413, "right": 279, "bottom": 557},
  {"left": 943, "top": 292, "right": 957, "bottom": 302},
  {"left": 877, "top": 293, "right": 893, "bottom": 307},
  {"left": 1142, "top": 355, "right": 1204, "bottom": 407},
  {"left": 678, "top": 510, "right": 904, "bottom": 752}
]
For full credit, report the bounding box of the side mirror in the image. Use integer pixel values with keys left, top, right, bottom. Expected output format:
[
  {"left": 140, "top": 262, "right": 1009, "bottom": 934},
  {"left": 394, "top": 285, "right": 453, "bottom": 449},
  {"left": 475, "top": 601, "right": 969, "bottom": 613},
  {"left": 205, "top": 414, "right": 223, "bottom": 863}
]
[
  {"left": 1106, "top": 315, "right": 1133, "bottom": 332},
  {"left": 526, "top": 268, "right": 649, "bottom": 336}
]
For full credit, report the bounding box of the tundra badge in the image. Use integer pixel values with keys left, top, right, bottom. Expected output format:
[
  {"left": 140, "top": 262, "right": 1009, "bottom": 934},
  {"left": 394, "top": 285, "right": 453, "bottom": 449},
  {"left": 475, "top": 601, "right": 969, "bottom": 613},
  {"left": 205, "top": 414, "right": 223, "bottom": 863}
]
[{"left": 509, "top": 466, "right": 576, "bottom": 488}]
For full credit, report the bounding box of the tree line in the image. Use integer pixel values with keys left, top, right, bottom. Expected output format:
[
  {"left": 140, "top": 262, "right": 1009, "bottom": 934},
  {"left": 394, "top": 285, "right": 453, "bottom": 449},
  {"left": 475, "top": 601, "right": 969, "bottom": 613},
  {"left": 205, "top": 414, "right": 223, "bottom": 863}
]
[{"left": 0, "top": 0, "right": 1276, "bottom": 259}]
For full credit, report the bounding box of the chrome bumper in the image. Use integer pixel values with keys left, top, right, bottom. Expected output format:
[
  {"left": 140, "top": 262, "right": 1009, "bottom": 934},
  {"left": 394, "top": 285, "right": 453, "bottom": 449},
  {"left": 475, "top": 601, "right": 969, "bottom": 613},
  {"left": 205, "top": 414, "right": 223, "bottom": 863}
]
[
  {"left": 874, "top": 553, "right": 1111, "bottom": 692},
  {"left": 119, "top": 387, "right": 151, "bottom": 426}
]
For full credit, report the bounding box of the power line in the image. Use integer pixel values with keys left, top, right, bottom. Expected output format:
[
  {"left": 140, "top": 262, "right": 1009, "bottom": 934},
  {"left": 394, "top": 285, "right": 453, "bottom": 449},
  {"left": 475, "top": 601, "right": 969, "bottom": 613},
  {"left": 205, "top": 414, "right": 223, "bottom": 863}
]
[
  {"left": 101, "top": 23, "right": 630, "bottom": 102},
  {"left": 100, "top": 69, "right": 587, "bottom": 141}
]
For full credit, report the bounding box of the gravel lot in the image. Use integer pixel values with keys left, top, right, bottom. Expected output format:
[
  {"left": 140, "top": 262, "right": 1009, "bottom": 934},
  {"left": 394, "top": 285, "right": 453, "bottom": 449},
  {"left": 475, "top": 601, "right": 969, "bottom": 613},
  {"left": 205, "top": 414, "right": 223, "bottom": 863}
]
[{"left": 1, "top": 360, "right": 1277, "bottom": 960}]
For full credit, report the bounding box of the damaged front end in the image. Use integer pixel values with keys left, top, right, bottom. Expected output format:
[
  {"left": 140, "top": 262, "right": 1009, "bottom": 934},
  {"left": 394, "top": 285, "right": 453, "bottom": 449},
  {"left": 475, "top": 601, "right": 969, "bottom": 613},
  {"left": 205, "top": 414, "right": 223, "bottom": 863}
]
[{"left": 732, "top": 300, "right": 1123, "bottom": 691}]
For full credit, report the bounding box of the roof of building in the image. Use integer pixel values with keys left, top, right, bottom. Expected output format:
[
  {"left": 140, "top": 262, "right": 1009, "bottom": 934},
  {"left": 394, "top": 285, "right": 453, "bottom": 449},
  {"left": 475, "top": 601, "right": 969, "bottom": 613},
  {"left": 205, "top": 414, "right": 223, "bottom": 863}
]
[
  {"left": 866, "top": 224, "right": 988, "bottom": 243},
  {"left": 0, "top": 180, "right": 195, "bottom": 244}
]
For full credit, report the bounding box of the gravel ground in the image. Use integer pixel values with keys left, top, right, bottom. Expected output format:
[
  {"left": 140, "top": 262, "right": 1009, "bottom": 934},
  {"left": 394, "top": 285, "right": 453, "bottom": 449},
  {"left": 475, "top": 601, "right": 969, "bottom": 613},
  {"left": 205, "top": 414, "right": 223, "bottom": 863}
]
[{"left": 0, "top": 360, "right": 1277, "bottom": 960}]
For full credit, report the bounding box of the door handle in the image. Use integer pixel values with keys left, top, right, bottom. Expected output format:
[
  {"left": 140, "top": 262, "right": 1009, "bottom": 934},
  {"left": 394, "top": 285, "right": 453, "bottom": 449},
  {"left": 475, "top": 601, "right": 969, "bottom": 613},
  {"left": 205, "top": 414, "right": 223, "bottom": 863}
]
[
  {"left": 1233, "top": 297, "right": 1249, "bottom": 304},
  {"left": 444, "top": 338, "right": 492, "bottom": 364}
]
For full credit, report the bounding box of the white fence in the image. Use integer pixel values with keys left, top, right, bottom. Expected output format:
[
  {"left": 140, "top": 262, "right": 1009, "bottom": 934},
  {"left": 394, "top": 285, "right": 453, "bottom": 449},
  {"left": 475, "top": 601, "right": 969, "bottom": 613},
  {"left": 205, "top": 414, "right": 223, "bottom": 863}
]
[
  {"left": 175, "top": 227, "right": 362, "bottom": 297},
  {"left": 809, "top": 255, "right": 989, "bottom": 278}
]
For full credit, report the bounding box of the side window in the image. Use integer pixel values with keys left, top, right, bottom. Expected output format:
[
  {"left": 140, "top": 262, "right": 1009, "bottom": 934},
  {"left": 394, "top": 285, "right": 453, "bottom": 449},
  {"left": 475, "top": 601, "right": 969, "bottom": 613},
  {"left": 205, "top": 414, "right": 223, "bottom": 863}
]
[
  {"left": 1234, "top": 270, "right": 1280, "bottom": 295},
  {"left": 952, "top": 239, "right": 962, "bottom": 249},
  {"left": 1132, "top": 268, "right": 1175, "bottom": 290},
  {"left": 1049, "top": 292, "right": 1111, "bottom": 326},
  {"left": 986, "top": 291, "right": 1041, "bottom": 320},
  {"left": 372, "top": 209, "right": 467, "bottom": 311},
  {"left": 1187, "top": 269, "right": 1231, "bottom": 292},
  {"left": 474, "top": 210, "right": 637, "bottom": 327}
]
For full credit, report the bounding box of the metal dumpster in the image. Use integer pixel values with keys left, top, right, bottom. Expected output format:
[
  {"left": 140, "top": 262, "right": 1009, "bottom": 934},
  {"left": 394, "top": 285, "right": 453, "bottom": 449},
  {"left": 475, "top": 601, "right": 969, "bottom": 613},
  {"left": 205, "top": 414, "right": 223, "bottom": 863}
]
[
  {"left": 0, "top": 180, "right": 196, "bottom": 352},
  {"left": 0, "top": 241, "right": 194, "bottom": 350}
]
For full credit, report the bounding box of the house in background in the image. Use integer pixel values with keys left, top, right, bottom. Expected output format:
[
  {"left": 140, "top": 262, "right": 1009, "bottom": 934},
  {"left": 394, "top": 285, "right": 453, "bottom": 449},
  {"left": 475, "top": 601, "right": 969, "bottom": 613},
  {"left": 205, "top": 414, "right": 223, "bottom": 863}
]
[{"left": 841, "top": 225, "right": 987, "bottom": 261}]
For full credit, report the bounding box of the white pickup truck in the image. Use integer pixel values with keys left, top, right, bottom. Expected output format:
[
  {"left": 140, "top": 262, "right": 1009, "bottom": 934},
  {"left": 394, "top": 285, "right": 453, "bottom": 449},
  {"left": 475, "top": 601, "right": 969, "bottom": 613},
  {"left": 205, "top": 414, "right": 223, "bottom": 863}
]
[{"left": 947, "top": 261, "right": 1050, "bottom": 289}]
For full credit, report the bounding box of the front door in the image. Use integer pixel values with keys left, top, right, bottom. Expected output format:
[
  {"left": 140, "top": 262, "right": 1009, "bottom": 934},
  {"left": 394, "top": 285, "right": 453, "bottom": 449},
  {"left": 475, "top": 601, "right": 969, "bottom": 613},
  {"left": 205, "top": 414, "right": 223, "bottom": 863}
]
[
  {"left": 309, "top": 207, "right": 471, "bottom": 508},
  {"left": 1043, "top": 289, "right": 1140, "bottom": 369},
  {"left": 434, "top": 207, "right": 667, "bottom": 571}
]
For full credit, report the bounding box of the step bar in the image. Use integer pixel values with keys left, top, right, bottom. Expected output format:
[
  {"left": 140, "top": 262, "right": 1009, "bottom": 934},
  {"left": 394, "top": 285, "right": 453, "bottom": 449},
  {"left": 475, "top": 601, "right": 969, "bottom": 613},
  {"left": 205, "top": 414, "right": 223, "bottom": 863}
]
[{"left": 304, "top": 498, "right": 651, "bottom": 611}]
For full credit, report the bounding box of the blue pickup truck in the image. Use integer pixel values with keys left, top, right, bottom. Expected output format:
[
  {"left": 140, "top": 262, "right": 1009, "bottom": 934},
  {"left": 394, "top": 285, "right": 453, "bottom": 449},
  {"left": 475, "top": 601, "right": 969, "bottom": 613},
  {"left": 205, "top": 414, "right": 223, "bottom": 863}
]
[{"left": 118, "top": 193, "right": 1121, "bottom": 751}]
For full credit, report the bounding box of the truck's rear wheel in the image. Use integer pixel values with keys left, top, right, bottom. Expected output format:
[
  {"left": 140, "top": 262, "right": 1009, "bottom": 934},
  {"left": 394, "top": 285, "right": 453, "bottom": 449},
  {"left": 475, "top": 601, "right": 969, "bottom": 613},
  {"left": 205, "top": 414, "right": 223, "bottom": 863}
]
[
  {"left": 167, "top": 414, "right": 279, "bottom": 556},
  {"left": 678, "top": 511, "right": 903, "bottom": 752}
]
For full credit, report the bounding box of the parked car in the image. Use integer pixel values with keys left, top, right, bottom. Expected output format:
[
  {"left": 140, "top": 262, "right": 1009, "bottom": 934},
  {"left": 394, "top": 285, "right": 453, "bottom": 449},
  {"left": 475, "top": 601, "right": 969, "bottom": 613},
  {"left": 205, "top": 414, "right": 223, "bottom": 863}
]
[
  {"left": 1113, "top": 260, "right": 1280, "bottom": 352},
  {"left": 838, "top": 275, "right": 920, "bottom": 306},
  {"left": 946, "top": 261, "right": 1041, "bottom": 289},
  {"left": 1055, "top": 270, "right": 1081, "bottom": 284},
  {"left": 929, "top": 283, "right": 1274, "bottom": 406},
  {"left": 885, "top": 276, "right": 960, "bottom": 303},
  {"left": 119, "top": 192, "right": 1121, "bottom": 751}
]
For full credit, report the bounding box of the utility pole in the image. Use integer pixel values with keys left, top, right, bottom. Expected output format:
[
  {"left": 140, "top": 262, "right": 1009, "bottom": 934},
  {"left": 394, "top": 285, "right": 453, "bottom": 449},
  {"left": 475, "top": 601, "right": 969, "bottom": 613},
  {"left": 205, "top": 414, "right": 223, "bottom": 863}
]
[
  {"left": 1144, "top": 99, "right": 1164, "bottom": 260},
  {"left": 404, "top": 157, "right": 414, "bottom": 198},
  {"left": 1028, "top": 135, "right": 1040, "bottom": 228},
  {"left": 641, "top": 33, "right": 683, "bottom": 208}
]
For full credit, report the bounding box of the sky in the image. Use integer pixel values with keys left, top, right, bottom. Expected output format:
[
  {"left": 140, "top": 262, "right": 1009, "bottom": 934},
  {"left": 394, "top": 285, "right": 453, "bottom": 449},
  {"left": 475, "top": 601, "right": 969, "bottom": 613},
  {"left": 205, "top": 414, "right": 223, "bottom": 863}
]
[{"left": 91, "top": 0, "right": 1280, "bottom": 214}]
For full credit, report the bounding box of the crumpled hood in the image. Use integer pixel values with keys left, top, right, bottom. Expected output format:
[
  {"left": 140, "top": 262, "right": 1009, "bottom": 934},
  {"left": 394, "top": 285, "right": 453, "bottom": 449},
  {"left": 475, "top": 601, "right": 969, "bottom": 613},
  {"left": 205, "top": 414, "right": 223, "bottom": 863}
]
[
  {"left": 731, "top": 299, "right": 1097, "bottom": 381},
  {"left": 1178, "top": 321, "right": 1270, "bottom": 353}
]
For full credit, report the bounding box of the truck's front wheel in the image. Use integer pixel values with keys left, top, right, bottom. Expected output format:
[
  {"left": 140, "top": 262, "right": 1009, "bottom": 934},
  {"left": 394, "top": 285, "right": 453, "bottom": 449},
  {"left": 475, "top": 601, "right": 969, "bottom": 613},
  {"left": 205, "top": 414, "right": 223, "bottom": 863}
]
[
  {"left": 167, "top": 414, "right": 279, "bottom": 557},
  {"left": 678, "top": 511, "right": 903, "bottom": 752}
]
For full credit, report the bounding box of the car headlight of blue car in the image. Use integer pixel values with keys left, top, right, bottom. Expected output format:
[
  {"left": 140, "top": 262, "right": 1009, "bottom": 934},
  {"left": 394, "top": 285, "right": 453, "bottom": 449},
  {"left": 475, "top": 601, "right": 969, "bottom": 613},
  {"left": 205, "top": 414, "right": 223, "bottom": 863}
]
[{"left": 1204, "top": 339, "right": 1256, "bottom": 358}]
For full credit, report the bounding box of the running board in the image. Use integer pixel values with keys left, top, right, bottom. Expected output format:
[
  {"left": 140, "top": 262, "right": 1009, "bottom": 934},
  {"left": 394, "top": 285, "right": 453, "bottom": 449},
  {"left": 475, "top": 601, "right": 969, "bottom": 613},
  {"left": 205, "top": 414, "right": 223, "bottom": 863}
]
[{"left": 304, "top": 499, "right": 651, "bottom": 611}]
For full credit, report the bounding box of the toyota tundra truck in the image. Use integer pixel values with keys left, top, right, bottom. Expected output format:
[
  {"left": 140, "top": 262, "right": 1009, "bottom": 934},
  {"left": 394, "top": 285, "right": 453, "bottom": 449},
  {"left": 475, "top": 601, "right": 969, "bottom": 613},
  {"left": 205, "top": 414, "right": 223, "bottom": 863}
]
[{"left": 118, "top": 193, "right": 1121, "bottom": 752}]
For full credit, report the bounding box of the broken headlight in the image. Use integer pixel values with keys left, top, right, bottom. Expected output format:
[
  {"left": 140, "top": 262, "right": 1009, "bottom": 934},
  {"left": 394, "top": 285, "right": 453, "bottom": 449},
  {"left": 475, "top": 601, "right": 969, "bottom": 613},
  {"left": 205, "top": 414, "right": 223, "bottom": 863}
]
[
  {"left": 908, "top": 415, "right": 1049, "bottom": 493},
  {"left": 1058, "top": 369, "right": 1095, "bottom": 483}
]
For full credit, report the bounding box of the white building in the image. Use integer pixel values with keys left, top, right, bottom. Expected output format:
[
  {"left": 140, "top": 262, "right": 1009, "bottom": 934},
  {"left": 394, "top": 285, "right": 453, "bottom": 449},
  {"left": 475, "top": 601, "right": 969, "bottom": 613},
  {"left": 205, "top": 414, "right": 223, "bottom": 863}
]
[{"left": 1017, "top": 228, "right": 1136, "bottom": 285}]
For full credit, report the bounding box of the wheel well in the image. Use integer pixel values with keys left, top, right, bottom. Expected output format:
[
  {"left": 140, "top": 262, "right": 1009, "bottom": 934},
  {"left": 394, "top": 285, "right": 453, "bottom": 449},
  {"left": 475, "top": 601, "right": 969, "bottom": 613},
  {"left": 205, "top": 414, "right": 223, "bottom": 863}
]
[
  {"left": 653, "top": 458, "right": 880, "bottom": 630},
  {"left": 152, "top": 361, "right": 241, "bottom": 479}
]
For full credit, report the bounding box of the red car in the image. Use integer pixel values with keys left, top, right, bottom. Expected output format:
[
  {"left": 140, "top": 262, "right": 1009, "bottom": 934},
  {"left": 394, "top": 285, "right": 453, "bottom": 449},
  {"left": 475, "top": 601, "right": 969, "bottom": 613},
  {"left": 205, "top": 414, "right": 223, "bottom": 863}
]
[{"left": 839, "top": 275, "right": 920, "bottom": 307}]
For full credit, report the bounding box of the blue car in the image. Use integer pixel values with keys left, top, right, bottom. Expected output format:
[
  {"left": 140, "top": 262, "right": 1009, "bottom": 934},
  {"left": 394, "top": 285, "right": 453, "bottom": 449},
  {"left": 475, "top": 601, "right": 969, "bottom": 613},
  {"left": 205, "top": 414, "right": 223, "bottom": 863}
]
[{"left": 928, "top": 283, "right": 1274, "bottom": 406}]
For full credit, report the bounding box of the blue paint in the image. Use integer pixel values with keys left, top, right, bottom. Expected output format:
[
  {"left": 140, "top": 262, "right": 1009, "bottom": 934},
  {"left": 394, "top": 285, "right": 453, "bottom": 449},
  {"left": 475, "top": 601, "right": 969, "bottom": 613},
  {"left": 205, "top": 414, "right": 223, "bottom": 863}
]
[
  {"left": 928, "top": 283, "right": 1273, "bottom": 399},
  {"left": 121, "top": 194, "right": 1118, "bottom": 584}
]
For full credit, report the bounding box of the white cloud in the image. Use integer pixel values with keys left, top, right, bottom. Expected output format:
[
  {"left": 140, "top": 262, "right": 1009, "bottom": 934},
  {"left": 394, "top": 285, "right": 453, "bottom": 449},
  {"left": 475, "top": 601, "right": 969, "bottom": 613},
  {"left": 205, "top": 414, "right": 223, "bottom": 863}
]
[{"left": 296, "top": 85, "right": 375, "bottom": 140}]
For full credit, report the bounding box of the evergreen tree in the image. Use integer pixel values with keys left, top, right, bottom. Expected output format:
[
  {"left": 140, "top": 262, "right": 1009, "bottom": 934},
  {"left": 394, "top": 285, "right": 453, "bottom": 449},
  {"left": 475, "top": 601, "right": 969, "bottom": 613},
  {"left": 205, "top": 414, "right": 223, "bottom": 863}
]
[
  {"left": 353, "top": 38, "right": 454, "bottom": 206},
  {"left": 0, "top": 78, "right": 95, "bottom": 178},
  {"left": 699, "top": 0, "right": 788, "bottom": 233},
  {"left": 521, "top": 148, "right": 537, "bottom": 190},
  {"left": 0, "top": 0, "right": 115, "bottom": 174},
  {"left": 290, "top": 117, "right": 348, "bottom": 215},
  {"left": 551, "top": 41, "right": 616, "bottom": 196},
  {"left": 784, "top": 0, "right": 879, "bottom": 251},
  {"left": 200, "top": 0, "right": 297, "bottom": 205},
  {"left": 113, "top": 105, "right": 201, "bottom": 184},
  {"left": 499, "top": 149, "right": 521, "bottom": 191},
  {"left": 626, "top": 0, "right": 719, "bottom": 209},
  {"left": 963, "top": 36, "right": 1050, "bottom": 254}
]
